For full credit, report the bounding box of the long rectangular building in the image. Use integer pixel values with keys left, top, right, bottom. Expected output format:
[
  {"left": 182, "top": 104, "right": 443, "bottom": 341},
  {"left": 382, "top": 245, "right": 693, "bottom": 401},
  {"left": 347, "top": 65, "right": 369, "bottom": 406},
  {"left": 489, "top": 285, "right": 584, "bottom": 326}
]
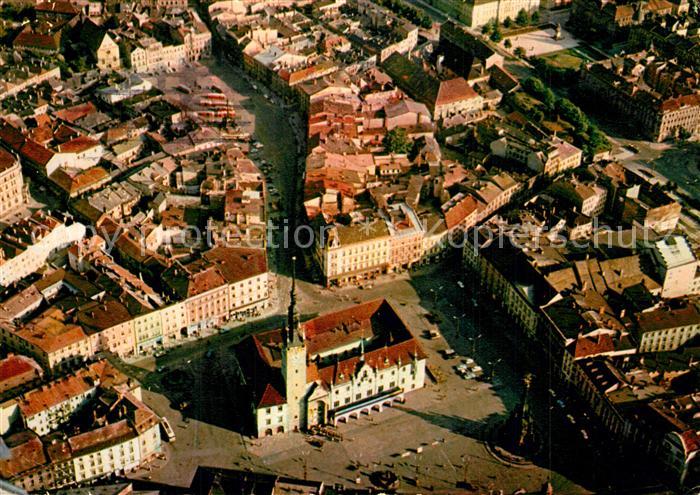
[{"left": 236, "top": 297, "right": 427, "bottom": 437}]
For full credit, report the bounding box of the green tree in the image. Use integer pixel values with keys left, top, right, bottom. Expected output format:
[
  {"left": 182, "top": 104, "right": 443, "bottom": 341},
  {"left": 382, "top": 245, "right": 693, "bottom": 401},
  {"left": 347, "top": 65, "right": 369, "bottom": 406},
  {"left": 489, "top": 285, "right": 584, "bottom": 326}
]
[
  {"left": 541, "top": 87, "right": 556, "bottom": 113},
  {"left": 690, "top": 0, "right": 699, "bottom": 16},
  {"left": 504, "top": 38, "right": 512, "bottom": 49},
  {"left": 531, "top": 10, "right": 540, "bottom": 23},
  {"left": 503, "top": 16, "right": 513, "bottom": 28},
  {"left": 490, "top": 24, "right": 503, "bottom": 42},
  {"left": 523, "top": 76, "right": 546, "bottom": 97},
  {"left": 556, "top": 97, "right": 589, "bottom": 133},
  {"left": 516, "top": 8, "right": 530, "bottom": 26},
  {"left": 481, "top": 21, "right": 492, "bottom": 34},
  {"left": 514, "top": 46, "right": 527, "bottom": 58},
  {"left": 678, "top": 127, "right": 692, "bottom": 141},
  {"left": 531, "top": 108, "right": 544, "bottom": 122},
  {"left": 384, "top": 128, "right": 412, "bottom": 154}
]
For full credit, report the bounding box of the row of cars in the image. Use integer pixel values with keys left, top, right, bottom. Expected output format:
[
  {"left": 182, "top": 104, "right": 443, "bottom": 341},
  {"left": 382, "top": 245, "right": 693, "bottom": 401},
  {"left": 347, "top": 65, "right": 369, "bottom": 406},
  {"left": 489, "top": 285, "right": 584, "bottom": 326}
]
[
  {"left": 440, "top": 348, "right": 484, "bottom": 380},
  {"left": 422, "top": 321, "right": 485, "bottom": 381},
  {"left": 454, "top": 357, "right": 483, "bottom": 380}
]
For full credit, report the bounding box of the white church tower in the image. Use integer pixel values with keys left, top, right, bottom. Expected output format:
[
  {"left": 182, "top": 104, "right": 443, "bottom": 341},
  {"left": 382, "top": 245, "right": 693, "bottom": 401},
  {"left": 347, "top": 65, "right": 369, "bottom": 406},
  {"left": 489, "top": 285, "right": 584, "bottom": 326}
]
[{"left": 281, "top": 256, "right": 307, "bottom": 432}]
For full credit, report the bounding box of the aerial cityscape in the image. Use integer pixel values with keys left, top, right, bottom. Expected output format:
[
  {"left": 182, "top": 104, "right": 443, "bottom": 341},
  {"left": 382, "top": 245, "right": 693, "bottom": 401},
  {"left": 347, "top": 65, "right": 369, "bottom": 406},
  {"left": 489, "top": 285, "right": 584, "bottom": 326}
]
[{"left": 0, "top": 0, "right": 698, "bottom": 492}]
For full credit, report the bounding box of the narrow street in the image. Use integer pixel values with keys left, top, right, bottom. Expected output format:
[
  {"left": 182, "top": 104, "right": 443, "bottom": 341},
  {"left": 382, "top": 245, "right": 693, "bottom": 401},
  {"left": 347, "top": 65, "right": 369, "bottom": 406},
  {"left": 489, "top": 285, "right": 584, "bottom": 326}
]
[{"left": 204, "top": 58, "right": 304, "bottom": 301}]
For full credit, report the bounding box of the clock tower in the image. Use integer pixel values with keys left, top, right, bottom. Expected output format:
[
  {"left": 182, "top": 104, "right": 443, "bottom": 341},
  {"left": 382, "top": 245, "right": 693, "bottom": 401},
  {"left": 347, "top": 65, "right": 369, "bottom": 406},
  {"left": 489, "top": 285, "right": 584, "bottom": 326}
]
[{"left": 281, "top": 257, "right": 307, "bottom": 432}]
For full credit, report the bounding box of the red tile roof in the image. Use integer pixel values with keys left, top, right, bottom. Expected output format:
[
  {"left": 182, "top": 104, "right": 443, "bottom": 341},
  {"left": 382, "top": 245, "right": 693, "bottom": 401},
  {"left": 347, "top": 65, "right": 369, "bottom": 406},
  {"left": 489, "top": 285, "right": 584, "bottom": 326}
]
[
  {"left": 29, "top": 125, "right": 54, "bottom": 145},
  {"left": 54, "top": 102, "right": 98, "bottom": 124},
  {"left": 573, "top": 333, "right": 616, "bottom": 359},
  {"left": 302, "top": 299, "right": 383, "bottom": 356},
  {"left": 16, "top": 321, "right": 89, "bottom": 354},
  {"left": 0, "top": 355, "right": 41, "bottom": 383},
  {"left": 435, "top": 77, "right": 479, "bottom": 107},
  {"left": 13, "top": 28, "right": 60, "bottom": 51},
  {"left": 637, "top": 304, "right": 700, "bottom": 334},
  {"left": 0, "top": 431, "right": 46, "bottom": 479},
  {"left": 35, "top": 1, "right": 79, "bottom": 15},
  {"left": 68, "top": 419, "right": 134, "bottom": 456},
  {"left": 258, "top": 383, "right": 286, "bottom": 408},
  {"left": 251, "top": 299, "right": 425, "bottom": 387},
  {"left": 317, "top": 338, "right": 426, "bottom": 386},
  {"left": 57, "top": 135, "right": 99, "bottom": 153},
  {"left": 0, "top": 123, "right": 55, "bottom": 167},
  {"left": 77, "top": 297, "right": 133, "bottom": 334},
  {"left": 203, "top": 247, "right": 268, "bottom": 284},
  {"left": 0, "top": 122, "right": 25, "bottom": 149},
  {"left": 191, "top": 267, "right": 226, "bottom": 296},
  {"left": 660, "top": 94, "right": 700, "bottom": 112},
  {"left": 680, "top": 430, "right": 700, "bottom": 457},
  {"left": 50, "top": 166, "right": 110, "bottom": 195},
  {"left": 0, "top": 147, "right": 18, "bottom": 172},
  {"left": 444, "top": 194, "right": 482, "bottom": 230},
  {"left": 21, "top": 138, "right": 55, "bottom": 166},
  {"left": 17, "top": 373, "right": 93, "bottom": 418}
]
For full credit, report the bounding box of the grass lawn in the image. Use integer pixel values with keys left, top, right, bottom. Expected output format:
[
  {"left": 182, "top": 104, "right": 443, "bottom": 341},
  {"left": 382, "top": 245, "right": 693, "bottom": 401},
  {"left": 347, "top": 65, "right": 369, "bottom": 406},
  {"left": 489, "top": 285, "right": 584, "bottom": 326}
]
[
  {"left": 512, "top": 91, "right": 543, "bottom": 112},
  {"left": 573, "top": 43, "right": 608, "bottom": 61},
  {"left": 539, "top": 48, "right": 585, "bottom": 70}
]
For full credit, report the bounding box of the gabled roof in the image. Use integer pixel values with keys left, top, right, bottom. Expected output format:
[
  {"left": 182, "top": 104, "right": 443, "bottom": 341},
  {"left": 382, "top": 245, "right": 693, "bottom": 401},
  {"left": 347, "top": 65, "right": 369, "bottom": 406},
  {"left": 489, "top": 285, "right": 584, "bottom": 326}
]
[
  {"left": 36, "top": 1, "right": 79, "bottom": 15},
  {"left": 444, "top": 194, "right": 482, "bottom": 230},
  {"left": 258, "top": 383, "right": 286, "bottom": 408},
  {"left": 637, "top": 304, "right": 700, "bottom": 334},
  {"left": 0, "top": 431, "right": 46, "bottom": 479},
  {"left": 572, "top": 333, "right": 616, "bottom": 358},
  {"left": 203, "top": 247, "right": 268, "bottom": 284},
  {"left": 0, "top": 123, "right": 55, "bottom": 167},
  {"left": 57, "top": 135, "right": 99, "bottom": 153},
  {"left": 54, "top": 102, "right": 98, "bottom": 124},
  {"left": 0, "top": 147, "right": 18, "bottom": 172},
  {"left": 13, "top": 27, "right": 61, "bottom": 51},
  {"left": 50, "top": 166, "right": 110, "bottom": 196},
  {"left": 0, "top": 354, "right": 42, "bottom": 385},
  {"left": 436, "top": 77, "right": 479, "bottom": 106},
  {"left": 316, "top": 338, "right": 426, "bottom": 387},
  {"left": 80, "top": 19, "right": 109, "bottom": 54},
  {"left": 17, "top": 370, "right": 94, "bottom": 418}
]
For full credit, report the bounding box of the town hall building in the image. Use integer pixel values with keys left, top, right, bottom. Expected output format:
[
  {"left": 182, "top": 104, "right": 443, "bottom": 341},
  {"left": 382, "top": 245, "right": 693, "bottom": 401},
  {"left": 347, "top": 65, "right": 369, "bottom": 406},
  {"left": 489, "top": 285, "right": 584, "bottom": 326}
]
[{"left": 235, "top": 269, "right": 427, "bottom": 437}]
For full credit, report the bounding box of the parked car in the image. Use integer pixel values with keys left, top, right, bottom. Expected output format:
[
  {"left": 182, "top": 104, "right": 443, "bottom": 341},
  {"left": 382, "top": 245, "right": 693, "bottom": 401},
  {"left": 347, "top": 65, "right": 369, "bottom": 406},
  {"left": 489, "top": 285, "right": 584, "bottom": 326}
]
[{"left": 161, "top": 418, "right": 176, "bottom": 442}]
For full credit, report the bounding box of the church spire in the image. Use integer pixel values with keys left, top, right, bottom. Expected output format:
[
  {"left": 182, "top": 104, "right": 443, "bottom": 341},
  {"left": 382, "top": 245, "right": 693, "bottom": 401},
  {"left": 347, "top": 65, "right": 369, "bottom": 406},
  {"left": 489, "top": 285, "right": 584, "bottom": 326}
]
[{"left": 287, "top": 255, "right": 303, "bottom": 347}]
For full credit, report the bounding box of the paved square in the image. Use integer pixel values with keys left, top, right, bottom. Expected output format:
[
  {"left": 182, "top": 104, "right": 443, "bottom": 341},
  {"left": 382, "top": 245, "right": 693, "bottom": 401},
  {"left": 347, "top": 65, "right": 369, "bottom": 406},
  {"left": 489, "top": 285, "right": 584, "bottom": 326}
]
[
  {"left": 128, "top": 267, "right": 591, "bottom": 493},
  {"left": 503, "top": 28, "right": 580, "bottom": 57}
]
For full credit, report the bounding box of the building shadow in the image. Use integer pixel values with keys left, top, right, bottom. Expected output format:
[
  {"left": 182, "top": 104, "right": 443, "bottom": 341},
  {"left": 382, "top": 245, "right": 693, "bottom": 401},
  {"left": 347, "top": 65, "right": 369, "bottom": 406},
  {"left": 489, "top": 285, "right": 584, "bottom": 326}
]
[
  {"left": 393, "top": 406, "right": 505, "bottom": 441},
  {"left": 407, "top": 261, "right": 526, "bottom": 412},
  {"left": 150, "top": 311, "right": 320, "bottom": 434}
]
